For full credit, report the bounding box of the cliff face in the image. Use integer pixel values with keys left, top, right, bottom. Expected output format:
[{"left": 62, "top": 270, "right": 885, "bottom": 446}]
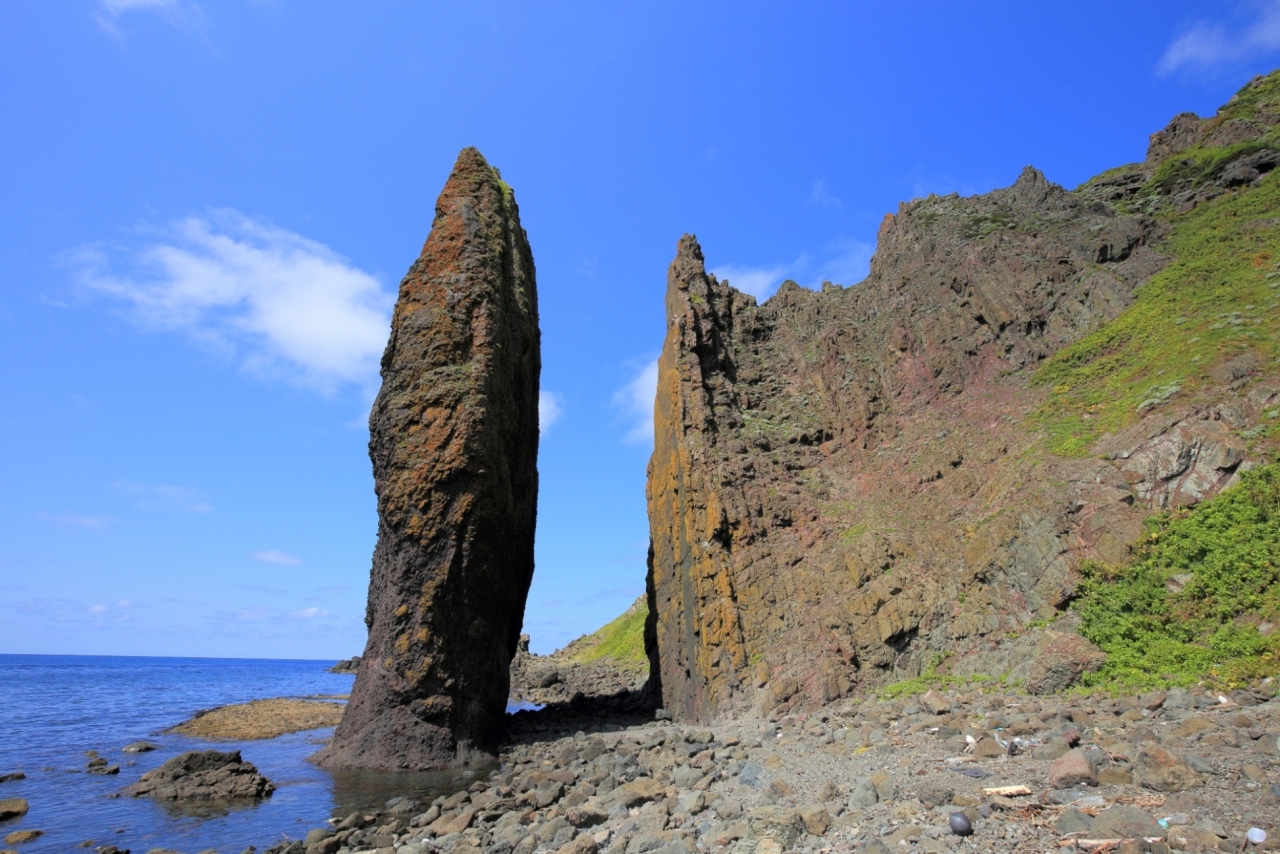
[
  {"left": 646, "top": 74, "right": 1280, "bottom": 722},
  {"left": 317, "top": 148, "right": 540, "bottom": 770}
]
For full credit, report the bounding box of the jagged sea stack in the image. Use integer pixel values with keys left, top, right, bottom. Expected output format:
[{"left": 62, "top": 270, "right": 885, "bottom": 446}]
[{"left": 316, "top": 148, "right": 539, "bottom": 770}]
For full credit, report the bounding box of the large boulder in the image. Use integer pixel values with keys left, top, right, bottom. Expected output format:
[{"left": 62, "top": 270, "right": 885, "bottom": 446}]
[
  {"left": 314, "top": 148, "right": 540, "bottom": 770},
  {"left": 1024, "top": 631, "right": 1107, "bottom": 695},
  {"left": 123, "top": 750, "right": 273, "bottom": 801}
]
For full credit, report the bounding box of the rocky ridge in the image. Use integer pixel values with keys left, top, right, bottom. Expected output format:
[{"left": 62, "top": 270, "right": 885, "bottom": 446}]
[
  {"left": 317, "top": 147, "right": 541, "bottom": 771},
  {"left": 645, "top": 74, "right": 1280, "bottom": 723}
]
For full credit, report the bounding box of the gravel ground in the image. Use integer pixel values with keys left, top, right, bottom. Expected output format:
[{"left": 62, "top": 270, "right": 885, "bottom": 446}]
[{"left": 250, "top": 680, "right": 1280, "bottom": 854}]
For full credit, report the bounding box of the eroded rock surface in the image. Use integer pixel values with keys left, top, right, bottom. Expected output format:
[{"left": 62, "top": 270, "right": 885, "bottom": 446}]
[
  {"left": 646, "top": 157, "right": 1275, "bottom": 720},
  {"left": 316, "top": 147, "right": 540, "bottom": 770},
  {"left": 124, "top": 750, "right": 273, "bottom": 802}
]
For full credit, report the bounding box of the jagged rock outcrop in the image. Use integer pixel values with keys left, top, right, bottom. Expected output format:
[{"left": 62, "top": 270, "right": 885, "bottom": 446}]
[
  {"left": 124, "top": 750, "right": 273, "bottom": 801},
  {"left": 316, "top": 147, "right": 539, "bottom": 770},
  {"left": 646, "top": 74, "right": 1280, "bottom": 721}
]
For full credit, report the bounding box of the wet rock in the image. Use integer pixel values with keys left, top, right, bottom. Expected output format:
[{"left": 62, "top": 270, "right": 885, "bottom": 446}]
[
  {"left": 315, "top": 147, "right": 540, "bottom": 771},
  {"left": 4, "top": 830, "right": 42, "bottom": 845},
  {"left": 302, "top": 828, "right": 331, "bottom": 846},
  {"left": 121, "top": 743, "right": 156, "bottom": 754},
  {"left": 0, "top": 799, "right": 28, "bottom": 820},
  {"left": 0, "top": 774, "right": 22, "bottom": 785},
  {"left": 123, "top": 750, "right": 274, "bottom": 801},
  {"left": 1049, "top": 749, "right": 1098, "bottom": 789},
  {"left": 1134, "top": 745, "right": 1201, "bottom": 792},
  {"left": 328, "top": 656, "right": 360, "bottom": 674}
]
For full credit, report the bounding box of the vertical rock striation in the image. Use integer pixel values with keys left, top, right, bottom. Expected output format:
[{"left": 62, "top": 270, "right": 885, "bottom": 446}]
[
  {"left": 316, "top": 148, "right": 539, "bottom": 770},
  {"left": 644, "top": 166, "right": 1192, "bottom": 722}
]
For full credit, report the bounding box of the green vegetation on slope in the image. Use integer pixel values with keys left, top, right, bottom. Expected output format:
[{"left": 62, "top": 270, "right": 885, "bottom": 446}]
[
  {"left": 564, "top": 596, "right": 648, "bottom": 671},
  {"left": 1033, "top": 174, "right": 1280, "bottom": 455},
  {"left": 1032, "top": 75, "right": 1280, "bottom": 457},
  {"left": 1074, "top": 462, "right": 1280, "bottom": 690}
]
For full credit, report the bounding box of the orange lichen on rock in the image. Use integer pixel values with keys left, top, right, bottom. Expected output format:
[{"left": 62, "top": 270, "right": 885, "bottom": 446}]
[{"left": 315, "top": 148, "right": 539, "bottom": 770}]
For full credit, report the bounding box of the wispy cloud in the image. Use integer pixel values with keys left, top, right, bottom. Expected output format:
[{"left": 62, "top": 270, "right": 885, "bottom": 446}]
[
  {"left": 74, "top": 211, "right": 392, "bottom": 393},
  {"left": 814, "top": 237, "right": 873, "bottom": 287},
  {"left": 710, "top": 263, "right": 792, "bottom": 301},
  {"left": 291, "top": 607, "right": 331, "bottom": 619},
  {"left": 808, "top": 180, "right": 842, "bottom": 209},
  {"left": 113, "top": 480, "right": 212, "bottom": 513},
  {"left": 612, "top": 359, "right": 659, "bottom": 445},
  {"left": 95, "top": 0, "right": 206, "bottom": 38},
  {"left": 539, "top": 390, "right": 564, "bottom": 434},
  {"left": 1157, "top": 2, "right": 1280, "bottom": 76},
  {"left": 250, "top": 549, "right": 302, "bottom": 567},
  {"left": 711, "top": 237, "right": 872, "bottom": 302}
]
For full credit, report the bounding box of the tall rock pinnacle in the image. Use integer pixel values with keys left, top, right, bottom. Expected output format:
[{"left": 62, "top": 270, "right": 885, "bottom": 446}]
[{"left": 316, "top": 148, "right": 539, "bottom": 770}]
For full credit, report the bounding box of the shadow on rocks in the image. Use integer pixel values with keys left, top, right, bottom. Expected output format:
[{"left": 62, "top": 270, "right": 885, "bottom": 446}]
[{"left": 503, "top": 687, "right": 656, "bottom": 747}]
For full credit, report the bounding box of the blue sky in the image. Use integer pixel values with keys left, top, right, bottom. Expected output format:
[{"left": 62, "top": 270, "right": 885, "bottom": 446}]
[{"left": 2, "top": 1, "right": 1278, "bottom": 659}]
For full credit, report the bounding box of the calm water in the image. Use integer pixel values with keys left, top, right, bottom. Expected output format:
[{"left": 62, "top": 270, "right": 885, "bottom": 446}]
[{"left": 0, "top": 655, "right": 496, "bottom": 854}]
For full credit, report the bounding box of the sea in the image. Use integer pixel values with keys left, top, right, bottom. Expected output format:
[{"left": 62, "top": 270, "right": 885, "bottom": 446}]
[{"left": 0, "top": 655, "right": 517, "bottom": 854}]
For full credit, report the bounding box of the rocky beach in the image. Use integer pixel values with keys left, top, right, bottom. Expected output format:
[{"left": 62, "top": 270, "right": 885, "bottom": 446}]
[{"left": 236, "top": 671, "right": 1280, "bottom": 854}]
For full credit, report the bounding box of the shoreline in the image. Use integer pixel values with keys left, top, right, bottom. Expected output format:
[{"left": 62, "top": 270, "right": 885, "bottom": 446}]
[{"left": 237, "top": 681, "right": 1279, "bottom": 854}]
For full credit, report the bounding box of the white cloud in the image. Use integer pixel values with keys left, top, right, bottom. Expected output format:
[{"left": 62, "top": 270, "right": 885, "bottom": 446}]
[
  {"left": 95, "top": 0, "right": 205, "bottom": 37},
  {"left": 251, "top": 549, "right": 302, "bottom": 567},
  {"left": 710, "top": 263, "right": 792, "bottom": 301},
  {"left": 612, "top": 359, "right": 659, "bottom": 445},
  {"left": 76, "top": 211, "right": 392, "bottom": 393},
  {"left": 117, "top": 599, "right": 132, "bottom": 608},
  {"left": 1157, "top": 2, "right": 1280, "bottom": 75},
  {"left": 814, "top": 237, "right": 873, "bottom": 287},
  {"left": 292, "top": 607, "right": 330, "bottom": 619},
  {"left": 809, "top": 180, "right": 842, "bottom": 209},
  {"left": 711, "top": 237, "right": 872, "bottom": 302},
  {"left": 88, "top": 604, "right": 108, "bottom": 614},
  {"left": 539, "top": 390, "right": 564, "bottom": 434},
  {"left": 113, "top": 480, "right": 212, "bottom": 513}
]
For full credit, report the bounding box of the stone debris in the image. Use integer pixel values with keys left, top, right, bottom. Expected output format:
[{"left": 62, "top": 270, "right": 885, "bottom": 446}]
[{"left": 231, "top": 681, "right": 1280, "bottom": 854}]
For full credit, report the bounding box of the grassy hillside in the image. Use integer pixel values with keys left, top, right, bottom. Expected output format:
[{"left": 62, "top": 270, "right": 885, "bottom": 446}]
[
  {"left": 1033, "top": 73, "right": 1280, "bottom": 458},
  {"left": 561, "top": 595, "right": 648, "bottom": 672},
  {"left": 1074, "top": 462, "right": 1280, "bottom": 690}
]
